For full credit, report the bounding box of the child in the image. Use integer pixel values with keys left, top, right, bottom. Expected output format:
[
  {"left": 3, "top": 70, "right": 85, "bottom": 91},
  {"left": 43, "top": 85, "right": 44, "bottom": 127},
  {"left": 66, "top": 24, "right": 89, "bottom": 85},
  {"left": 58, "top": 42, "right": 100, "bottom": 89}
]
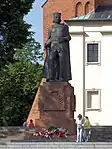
[
  {"left": 23, "top": 121, "right": 28, "bottom": 127},
  {"left": 83, "top": 116, "right": 91, "bottom": 142},
  {"left": 28, "top": 119, "right": 35, "bottom": 128}
]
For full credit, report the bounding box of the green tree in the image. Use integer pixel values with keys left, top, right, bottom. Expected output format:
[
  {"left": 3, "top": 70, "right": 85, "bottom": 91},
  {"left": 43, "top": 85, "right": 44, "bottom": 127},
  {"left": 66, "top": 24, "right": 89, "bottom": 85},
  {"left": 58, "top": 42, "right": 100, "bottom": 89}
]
[
  {"left": 0, "top": 37, "right": 43, "bottom": 126},
  {"left": 0, "top": 0, "right": 34, "bottom": 68}
]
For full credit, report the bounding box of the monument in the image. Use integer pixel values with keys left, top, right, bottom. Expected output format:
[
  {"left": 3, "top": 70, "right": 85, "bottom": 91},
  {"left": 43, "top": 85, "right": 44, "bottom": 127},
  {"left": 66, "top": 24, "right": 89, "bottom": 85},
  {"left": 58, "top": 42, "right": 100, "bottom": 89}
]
[
  {"left": 43, "top": 12, "right": 72, "bottom": 82},
  {"left": 28, "top": 12, "right": 75, "bottom": 133}
]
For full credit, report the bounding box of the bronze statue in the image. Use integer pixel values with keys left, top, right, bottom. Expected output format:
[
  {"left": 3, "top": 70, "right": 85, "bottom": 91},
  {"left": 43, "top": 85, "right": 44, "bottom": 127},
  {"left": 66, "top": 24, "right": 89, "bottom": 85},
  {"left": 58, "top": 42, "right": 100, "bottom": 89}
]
[{"left": 43, "top": 12, "right": 72, "bottom": 82}]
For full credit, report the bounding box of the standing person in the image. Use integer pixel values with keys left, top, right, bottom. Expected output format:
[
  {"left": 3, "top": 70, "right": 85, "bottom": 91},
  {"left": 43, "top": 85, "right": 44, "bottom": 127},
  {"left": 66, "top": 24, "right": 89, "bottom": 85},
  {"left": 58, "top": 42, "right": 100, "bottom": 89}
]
[
  {"left": 83, "top": 116, "right": 91, "bottom": 142},
  {"left": 76, "top": 114, "right": 83, "bottom": 142}
]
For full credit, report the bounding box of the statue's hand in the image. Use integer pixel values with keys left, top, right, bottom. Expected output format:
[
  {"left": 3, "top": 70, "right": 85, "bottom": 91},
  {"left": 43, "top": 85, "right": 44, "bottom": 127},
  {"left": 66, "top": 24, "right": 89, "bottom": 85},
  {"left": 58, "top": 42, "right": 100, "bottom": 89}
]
[
  {"left": 44, "top": 43, "right": 48, "bottom": 49},
  {"left": 44, "top": 39, "right": 51, "bottom": 48},
  {"left": 64, "top": 36, "right": 71, "bottom": 41}
]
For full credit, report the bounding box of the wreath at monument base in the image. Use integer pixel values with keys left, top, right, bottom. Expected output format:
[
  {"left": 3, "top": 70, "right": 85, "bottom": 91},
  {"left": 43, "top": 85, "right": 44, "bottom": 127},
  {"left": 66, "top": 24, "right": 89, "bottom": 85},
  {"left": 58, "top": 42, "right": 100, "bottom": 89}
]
[{"left": 33, "top": 127, "right": 69, "bottom": 139}]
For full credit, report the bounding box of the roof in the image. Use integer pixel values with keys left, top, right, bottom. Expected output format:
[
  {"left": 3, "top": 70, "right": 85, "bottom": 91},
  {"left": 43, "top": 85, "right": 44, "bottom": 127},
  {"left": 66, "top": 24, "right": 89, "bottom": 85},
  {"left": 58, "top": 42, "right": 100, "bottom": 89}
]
[
  {"left": 41, "top": 0, "right": 48, "bottom": 7},
  {"left": 66, "top": 5, "right": 112, "bottom": 22}
]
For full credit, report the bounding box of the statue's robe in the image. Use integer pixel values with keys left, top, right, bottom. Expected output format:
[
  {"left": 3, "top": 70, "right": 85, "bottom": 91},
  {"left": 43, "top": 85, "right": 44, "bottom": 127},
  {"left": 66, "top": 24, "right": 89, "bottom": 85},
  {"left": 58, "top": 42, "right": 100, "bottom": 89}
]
[{"left": 43, "top": 23, "right": 72, "bottom": 82}]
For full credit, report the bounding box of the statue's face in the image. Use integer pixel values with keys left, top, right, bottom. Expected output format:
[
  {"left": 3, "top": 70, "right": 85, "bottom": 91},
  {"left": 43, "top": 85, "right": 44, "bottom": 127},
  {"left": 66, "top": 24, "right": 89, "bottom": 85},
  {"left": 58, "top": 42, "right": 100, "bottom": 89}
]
[{"left": 54, "top": 14, "right": 61, "bottom": 24}]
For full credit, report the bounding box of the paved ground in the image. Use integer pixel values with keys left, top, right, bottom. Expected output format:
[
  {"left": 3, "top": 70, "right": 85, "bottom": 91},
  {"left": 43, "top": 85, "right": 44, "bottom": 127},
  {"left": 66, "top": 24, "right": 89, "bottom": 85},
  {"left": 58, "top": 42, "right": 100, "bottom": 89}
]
[{"left": 1, "top": 141, "right": 112, "bottom": 149}]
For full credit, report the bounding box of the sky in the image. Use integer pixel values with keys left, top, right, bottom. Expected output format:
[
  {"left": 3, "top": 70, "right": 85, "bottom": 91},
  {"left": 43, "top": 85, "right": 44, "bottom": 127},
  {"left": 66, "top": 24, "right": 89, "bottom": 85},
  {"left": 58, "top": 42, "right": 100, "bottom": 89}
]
[{"left": 25, "top": 0, "right": 45, "bottom": 48}]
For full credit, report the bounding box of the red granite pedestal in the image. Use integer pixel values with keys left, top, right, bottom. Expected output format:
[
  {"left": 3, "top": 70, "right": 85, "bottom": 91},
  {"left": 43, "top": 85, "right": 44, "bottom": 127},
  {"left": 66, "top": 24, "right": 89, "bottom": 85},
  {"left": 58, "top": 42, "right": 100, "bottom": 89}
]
[{"left": 28, "top": 82, "right": 76, "bottom": 134}]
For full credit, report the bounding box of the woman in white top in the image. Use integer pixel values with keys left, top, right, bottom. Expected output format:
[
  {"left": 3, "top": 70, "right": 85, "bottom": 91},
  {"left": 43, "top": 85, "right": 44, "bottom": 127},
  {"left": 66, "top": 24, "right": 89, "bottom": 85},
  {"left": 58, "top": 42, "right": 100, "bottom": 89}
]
[{"left": 76, "top": 114, "right": 83, "bottom": 142}]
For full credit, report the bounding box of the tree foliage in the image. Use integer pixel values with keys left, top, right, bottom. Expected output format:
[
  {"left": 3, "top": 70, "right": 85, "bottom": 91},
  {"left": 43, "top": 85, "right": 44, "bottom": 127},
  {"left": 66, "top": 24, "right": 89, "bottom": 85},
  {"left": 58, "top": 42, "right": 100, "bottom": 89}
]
[
  {"left": 0, "top": 36, "right": 43, "bottom": 126},
  {"left": 0, "top": 0, "right": 35, "bottom": 68}
]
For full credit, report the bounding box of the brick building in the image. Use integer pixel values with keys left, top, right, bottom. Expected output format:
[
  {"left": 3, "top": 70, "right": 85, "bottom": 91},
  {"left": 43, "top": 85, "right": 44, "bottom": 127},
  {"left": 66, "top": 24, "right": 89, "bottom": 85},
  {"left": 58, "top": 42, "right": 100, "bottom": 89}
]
[{"left": 42, "top": 0, "right": 112, "bottom": 43}]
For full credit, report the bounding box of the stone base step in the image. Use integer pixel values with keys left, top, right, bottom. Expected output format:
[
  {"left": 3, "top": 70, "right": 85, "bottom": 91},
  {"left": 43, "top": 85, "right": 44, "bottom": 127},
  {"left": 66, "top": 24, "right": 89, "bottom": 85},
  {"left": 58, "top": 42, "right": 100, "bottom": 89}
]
[
  {"left": 1, "top": 126, "right": 112, "bottom": 142},
  {"left": 1, "top": 141, "right": 112, "bottom": 149},
  {"left": 90, "top": 126, "right": 112, "bottom": 142}
]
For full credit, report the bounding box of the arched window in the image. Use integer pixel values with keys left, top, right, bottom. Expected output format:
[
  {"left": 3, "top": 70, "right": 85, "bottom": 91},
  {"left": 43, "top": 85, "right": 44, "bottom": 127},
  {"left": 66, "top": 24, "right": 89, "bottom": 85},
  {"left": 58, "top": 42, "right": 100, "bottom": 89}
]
[
  {"left": 85, "top": 1, "right": 90, "bottom": 14},
  {"left": 75, "top": 2, "right": 83, "bottom": 17}
]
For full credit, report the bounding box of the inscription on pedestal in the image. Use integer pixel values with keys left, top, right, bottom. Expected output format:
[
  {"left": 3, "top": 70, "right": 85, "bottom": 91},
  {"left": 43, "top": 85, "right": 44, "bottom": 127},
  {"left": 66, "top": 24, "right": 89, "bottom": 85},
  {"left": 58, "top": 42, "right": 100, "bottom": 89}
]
[{"left": 42, "top": 90, "right": 65, "bottom": 111}]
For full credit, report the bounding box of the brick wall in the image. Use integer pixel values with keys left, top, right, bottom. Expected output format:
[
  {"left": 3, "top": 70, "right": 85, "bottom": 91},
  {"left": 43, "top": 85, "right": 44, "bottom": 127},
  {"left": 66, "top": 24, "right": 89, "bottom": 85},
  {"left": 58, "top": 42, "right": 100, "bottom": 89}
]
[
  {"left": 74, "top": 0, "right": 95, "bottom": 17},
  {"left": 96, "top": 0, "right": 112, "bottom": 6},
  {"left": 42, "top": 0, "right": 75, "bottom": 43},
  {"left": 42, "top": 0, "right": 95, "bottom": 43}
]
